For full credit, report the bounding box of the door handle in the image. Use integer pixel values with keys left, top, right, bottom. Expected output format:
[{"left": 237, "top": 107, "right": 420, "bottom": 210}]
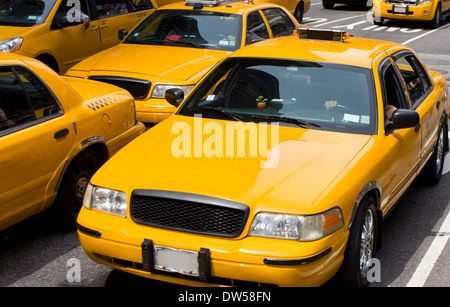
[
  {"left": 54, "top": 128, "right": 69, "bottom": 139},
  {"left": 436, "top": 101, "right": 441, "bottom": 109},
  {"left": 100, "top": 24, "right": 109, "bottom": 29},
  {"left": 90, "top": 26, "right": 99, "bottom": 31}
]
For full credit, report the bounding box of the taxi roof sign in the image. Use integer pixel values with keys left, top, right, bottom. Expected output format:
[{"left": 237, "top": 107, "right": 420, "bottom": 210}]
[
  {"left": 296, "top": 28, "right": 350, "bottom": 42},
  {"left": 185, "top": 0, "right": 233, "bottom": 6}
]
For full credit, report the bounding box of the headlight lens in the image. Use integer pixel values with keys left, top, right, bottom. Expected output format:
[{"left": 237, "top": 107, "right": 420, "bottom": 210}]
[
  {"left": 0, "top": 37, "right": 23, "bottom": 53},
  {"left": 249, "top": 207, "right": 344, "bottom": 241},
  {"left": 152, "top": 84, "right": 194, "bottom": 99},
  {"left": 83, "top": 184, "right": 128, "bottom": 217},
  {"left": 418, "top": 0, "right": 431, "bottom": 3}
]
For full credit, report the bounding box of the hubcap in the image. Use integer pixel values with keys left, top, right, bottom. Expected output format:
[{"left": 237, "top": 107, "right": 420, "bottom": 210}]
[
  {"left": 360, "top": 209, "right": 374, "bottom": 279},
  {"left": 75, "top": 176, "right": 89, "bottom": 200}
]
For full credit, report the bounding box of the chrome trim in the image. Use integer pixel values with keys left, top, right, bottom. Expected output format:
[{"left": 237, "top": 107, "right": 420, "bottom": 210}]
[
  {"left": 348, "top": 181, "right": 382, "bottom": 229},
  {"left": 80, "top": 136, "right": 106, "bottom": 147}
]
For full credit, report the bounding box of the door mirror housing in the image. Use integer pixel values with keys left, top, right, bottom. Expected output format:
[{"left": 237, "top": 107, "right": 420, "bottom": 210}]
[
  {"left": 385, "top": 109, "right": 420, "bottom": 133},
  {"left": 165, "top": 88, "right": 184, "bottom": 108}
]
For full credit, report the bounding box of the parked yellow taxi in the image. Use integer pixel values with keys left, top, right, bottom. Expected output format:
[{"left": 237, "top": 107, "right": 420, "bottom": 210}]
[
  {"left": 65, "top": 0, "right": 302, "bottom": 126},
  {"left": 0, "top": 52, "right": 144, "bottom": 231},
  {"left": 0, "top": 0, "right": 158, "bottom": 75},
  {"left": 76, "top": 28, "right": 449, "bottom": 286},
  {"left": 372, "top": 0, "right": 450, "bottom": 28}
]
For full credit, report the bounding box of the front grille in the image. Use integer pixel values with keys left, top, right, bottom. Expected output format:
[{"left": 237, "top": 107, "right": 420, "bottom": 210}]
[
  {"left": 88, "top": 75, "right": 151, "bottom": 99},
  {"left": 130, "top": 190, "right": 249, "bottom": 238}
]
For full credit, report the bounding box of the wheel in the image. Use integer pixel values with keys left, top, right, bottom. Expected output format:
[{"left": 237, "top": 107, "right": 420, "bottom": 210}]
[
  {"left": 322, "top": 1, "right": 334, "bottom": 9},
  {"left": 54, "top": 150, "right": 104, "bottom": 229},
  {"left": 429, "top": 3, "right": 441, "bottom": 29},
  {"left": 373, "top": 15, "right": 384, "bottom": 26},
  {"left": 294, "top": 2, "right": 304, "bottom": 23},
  {"left": 422, "top": 125, "right": 446, "bottom": 185},
  {"left": 341, "top": 196, "right": 377, "bottom": 287}
]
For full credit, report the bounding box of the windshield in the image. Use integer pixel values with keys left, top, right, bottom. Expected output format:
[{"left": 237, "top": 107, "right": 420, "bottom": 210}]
[
  {"left": 123, "top": 9, "right": 242, "bottom": 51},
  {"left": 178, "top": 58, "right": 376, "bottom": 135},
  {"left": 0, "top": 0, "right": 57, "bottom": 26}
]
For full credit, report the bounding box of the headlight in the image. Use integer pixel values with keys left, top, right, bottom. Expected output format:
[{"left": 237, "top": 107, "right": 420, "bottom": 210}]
[
  {"left": 418, "top": 0, "right": 431, "bottom": 3},
  {"left": 83, "top": 184, "right": 128, "bottom": 217},
  {"left": 249, "top": 207, "right": 344, "bottom": 241},
  {"left": 151, "top": 84, "right": 194, "bottom": 99},
  {"left": 0, "top": 37, "right": 23, "bottom": 53}
]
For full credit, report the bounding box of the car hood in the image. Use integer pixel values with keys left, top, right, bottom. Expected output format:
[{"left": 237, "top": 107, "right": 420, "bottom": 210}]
[
  {"left": 0, "top": 25, "right": 30, "bottom": 40},
  {"left": 69, "top": 44, "right": 230, "bottom": 82},
  {"left": 92, "top": 115, "right": 371, "bottom": 214}
]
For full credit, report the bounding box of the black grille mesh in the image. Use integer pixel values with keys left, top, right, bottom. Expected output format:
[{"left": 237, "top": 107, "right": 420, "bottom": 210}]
[
  {"left": 130, "top": 194, "right": 248, "bottom": 238},
  {"left": 89, "top": 76, "right": 151, "bottom": 99}
]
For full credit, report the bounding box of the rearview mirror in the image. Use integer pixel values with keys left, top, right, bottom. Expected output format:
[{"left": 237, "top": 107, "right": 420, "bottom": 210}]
[{"left": 165, "top": 88, "right": 184, "bottom": 108}]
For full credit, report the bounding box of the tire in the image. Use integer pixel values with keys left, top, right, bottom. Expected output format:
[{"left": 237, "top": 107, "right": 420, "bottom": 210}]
[
  {"left": 294, "top": 2, "right": 304, "bottom": 23},
  {"left": 429, "top": 3, "right": 441, "bottom": 29},
  {"left": 54, "top": 150, "right": 104, "bottom": 229},
  {"left": 341, "top": 196, "right": 378, "bottom": 287},
  {"left": 422, "top": 125, "right": 446, "bottom": 185},
  {"left": 322, "top": 1, "right": 334, "bottom": 9},
  {"left": 373, "top": 16, "right": 384, "bottom": 26}
]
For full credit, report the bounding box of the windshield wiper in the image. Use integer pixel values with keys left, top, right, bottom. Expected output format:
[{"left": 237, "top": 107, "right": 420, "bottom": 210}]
[
  {"left": 197, "top": 106, "right": 244, "bottom": 121},
  {"left": 248, "top": 114, "right": 322, "bottom": 129},
  {"left": 165, "top": 40, "right": 206, "bottom": 49}
]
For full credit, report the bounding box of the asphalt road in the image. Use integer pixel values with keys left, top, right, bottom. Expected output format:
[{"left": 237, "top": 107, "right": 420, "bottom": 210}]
[{"left": 0, "top": 0, "right": 449, "bottom": 289}]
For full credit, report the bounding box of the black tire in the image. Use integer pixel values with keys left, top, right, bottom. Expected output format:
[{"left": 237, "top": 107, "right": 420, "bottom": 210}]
[
  {"left": 294, "top": 2, "right": 304, "bottom": 23},
  {"left": 341, "top": 196, "right": 378, "bottom": 287},
  {"left": 429, "top": 3, "right": 441, "bottom": 29},
  {"left": 54, "top": 150, "right": 104, "bottom": 229},
  {"left": 422, "top": 125, "right": 446, "bottom": 185},
  {"left": 322, "top": 1, "right": 334, "bottom": 9},
  {"left": 373, "top": 16, "right": 384, "bottom": 26}
]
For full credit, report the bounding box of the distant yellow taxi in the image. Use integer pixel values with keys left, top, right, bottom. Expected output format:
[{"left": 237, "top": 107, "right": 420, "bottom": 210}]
[
  {"left": 0, "top": 0, "right": 158, "bottom": 74},
  {"left": 372, "top": 0, "right": 450, "bottom": 28},
  {"left": 0, "top": 52, "right": 144, "bottom": 231},
  {"left": 65, "top": 0, "right": 302, "bottom": 126},
  {"left": 77, "top": 28, "right": 449, "bottom": 286}
]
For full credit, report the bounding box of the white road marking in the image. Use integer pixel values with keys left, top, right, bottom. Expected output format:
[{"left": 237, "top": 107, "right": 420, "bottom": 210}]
[
  {"left": 402, "top": 23, "right": 450, "bottom": 45},
  {"left": 406, "top": 211, "right": 450, "bottom": 287},
  {"left": 313, "top": 14, "right": 366, "bottom": 27}
]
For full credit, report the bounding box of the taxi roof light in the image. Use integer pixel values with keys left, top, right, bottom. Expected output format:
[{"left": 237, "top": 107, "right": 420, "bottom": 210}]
[{"left": 295, "top": 28, "right": 351, "bottom": 42}]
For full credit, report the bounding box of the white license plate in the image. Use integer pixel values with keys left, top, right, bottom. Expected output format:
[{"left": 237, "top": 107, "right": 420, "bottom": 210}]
[
  {"left": 393, "top": 5, "right": 407, "bottom": 13},
  {"left": 154, "top": 246, "right": 199, "bottom": 277}
]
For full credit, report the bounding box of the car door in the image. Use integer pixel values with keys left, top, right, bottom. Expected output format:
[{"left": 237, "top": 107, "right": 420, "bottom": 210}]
[
  {"left": 93, "top": 0, "right": 156, "bottom": 51},
  {"left": 52, "top": 0, "right": 102, "bottom": 74},
  {"left": 379, "top": 57, "right": 421, "bottom": 203},
  {"left": 0, "top": 65, "right": 75, "bottom": 231},
  {"left": 391, "top": 51, "right": 442, "bottom": 172}
]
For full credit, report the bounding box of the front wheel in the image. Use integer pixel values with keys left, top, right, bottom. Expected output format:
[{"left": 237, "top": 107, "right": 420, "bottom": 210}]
[
  {"left": 294, "top": 2, "right": 304, "bottom": 23},
  {"left": 322, "top": 1, "right": 334, "bottom": 9},
  {"left": 429, "top": 4, "right": 441, "bottom": 29},
  {"left": 341, "top": 196, "right": 378, "bottom": 287}
]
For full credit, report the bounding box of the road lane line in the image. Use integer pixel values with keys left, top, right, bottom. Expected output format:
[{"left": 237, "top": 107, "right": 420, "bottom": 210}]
[
  {"left": 314, "top": 14, "right": 366, "bottom": 27},
  {"left": 406, "top": 211, "right": 450, "bottom": 287},
  {"left": 402, "top": 23, "right": 450, "bottom": 45}
]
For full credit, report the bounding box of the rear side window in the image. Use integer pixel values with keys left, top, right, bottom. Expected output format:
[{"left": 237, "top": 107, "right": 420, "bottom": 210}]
[
  {"left": 261, "top": 8, "right": 295, "bottom": 38},
  {"left": 95, "top": 0, "right": 129, "bottom": 19},
  {"left": 245, "top": 11, "right": 269, "bottom": 45},
  {"left": 0, "top": 66, "right": 60, "bottom": 134}
]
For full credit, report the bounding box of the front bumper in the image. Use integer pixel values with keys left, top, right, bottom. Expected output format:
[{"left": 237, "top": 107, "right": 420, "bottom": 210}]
[
  {"left": 374, "top": 2, "right": 436, "bottom": 21},
  {"left": 135, "top": 98, "right": 177, "bottom": 124},
  {"left": 76, "top": 208, "right": 348, "bottom": 287}
]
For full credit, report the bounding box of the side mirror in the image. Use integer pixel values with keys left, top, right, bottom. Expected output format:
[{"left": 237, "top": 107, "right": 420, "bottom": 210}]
[
  {"left": 118, "top": 29, "right": 128, "bottom": 41},
  {"left": 385, "top": 109, "right": 420, "bottom": 132},
  {"left": 165, "top": 88, "right": 184, "bottom": 108}
]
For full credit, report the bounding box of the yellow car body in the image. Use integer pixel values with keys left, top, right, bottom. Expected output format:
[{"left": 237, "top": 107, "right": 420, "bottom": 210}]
[
  {"left": 76, "top": 30, "right": 449, "bottom": 286},
  {"left": 66, "top": 0, "right": 302, "bottom": 125},
  {"left": 373, "top": 0, "right": 450, "bottom": 28},
  {"left": 0, "top": 52, "right": 145, "bottom": 231},
  {"left": 0, "top": 0, "right": 158, "bottom": 74}
]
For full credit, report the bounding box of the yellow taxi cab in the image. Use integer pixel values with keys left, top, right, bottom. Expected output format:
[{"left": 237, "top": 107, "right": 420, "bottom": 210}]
[
  {"left": 0, "top": 52, "right": 144, "bottom": 231},
  {"left": 372, "top": 0, "right": 450, "bottom": 28},
  {"left": 0, "top": 0, "right": 158, "bottom": 75},
  {"left": 76, "top": 28, "right": 449, "bottom": 286},
  {"left": 65, "top": 0, "right": 302, "bottom": 126}
]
